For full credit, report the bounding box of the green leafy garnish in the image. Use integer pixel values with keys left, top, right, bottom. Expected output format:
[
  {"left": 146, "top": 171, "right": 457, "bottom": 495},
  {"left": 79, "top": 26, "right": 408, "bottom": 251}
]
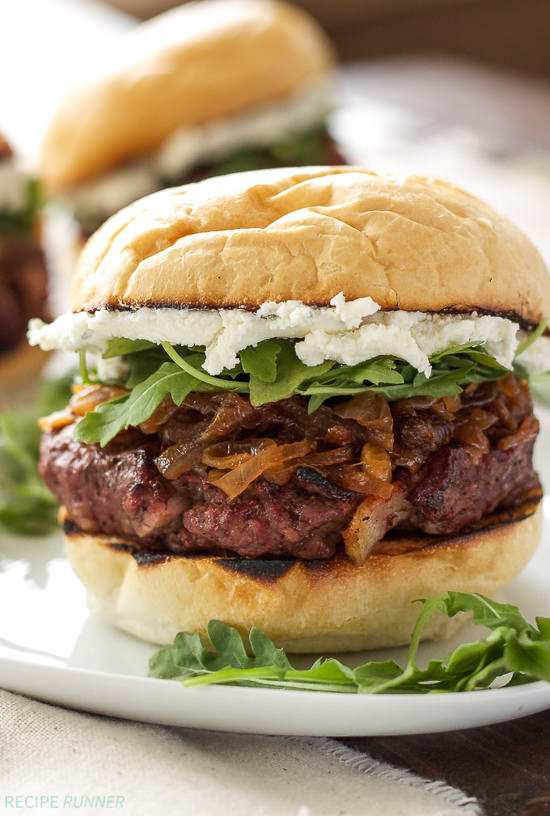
[
  {"left": 0, "top": 375, "right": 73, "bottom": 535},
  {"left": 248, "top": 341, "right": 334, "bottom": 406},
  {"left": 74, "top": 362, "right": 199, "bottom": 447},
  {"left": 149, "top": 592, "right": 550, "bottom": 693},
  {"left": 239, "top": 340, "right": 281, "bottom": 383},
  {"left": 74, "top": 315, "right": 550, "bottom": 446}
]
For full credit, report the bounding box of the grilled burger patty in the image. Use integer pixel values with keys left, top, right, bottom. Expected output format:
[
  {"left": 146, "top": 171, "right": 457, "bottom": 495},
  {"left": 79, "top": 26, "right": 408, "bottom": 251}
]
[{"left": 39, "top": 374, "right": 540, "bottom": 560}]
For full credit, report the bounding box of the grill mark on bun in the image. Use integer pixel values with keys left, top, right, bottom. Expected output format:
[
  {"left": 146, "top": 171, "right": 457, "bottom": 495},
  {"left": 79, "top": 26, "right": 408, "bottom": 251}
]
[{"left": 214, "top": 558, "right": 295, "bottom": 581}]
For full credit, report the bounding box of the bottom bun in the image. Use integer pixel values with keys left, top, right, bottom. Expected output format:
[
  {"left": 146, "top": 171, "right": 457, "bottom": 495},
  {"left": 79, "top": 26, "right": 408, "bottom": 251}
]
[
  {"left": 61, "top": 493, "right": 542, "bottom": 653},
  {"left": 0, "top": 343, "right": 49, "bottom": 409}
]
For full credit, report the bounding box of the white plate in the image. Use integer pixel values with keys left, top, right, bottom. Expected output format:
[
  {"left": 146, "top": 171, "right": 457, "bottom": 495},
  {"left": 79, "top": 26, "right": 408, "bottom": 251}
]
[{"left": 1, "top": 408, "right": 550, "bottom": 736}]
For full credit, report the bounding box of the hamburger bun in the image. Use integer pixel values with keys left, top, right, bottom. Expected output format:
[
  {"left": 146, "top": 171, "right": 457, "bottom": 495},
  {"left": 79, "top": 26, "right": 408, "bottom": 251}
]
[
  {"left": 62, "top": 494, "right": 542, "bottom": 651},
  {"left": 72, "top": 167, "right": 550, "bottom": 324},
  {"left": 44, "top": 167, "right": 548, "bottom": 653},
  {"left": 41, "top": 1, "right": 335, "bottom": 191}
]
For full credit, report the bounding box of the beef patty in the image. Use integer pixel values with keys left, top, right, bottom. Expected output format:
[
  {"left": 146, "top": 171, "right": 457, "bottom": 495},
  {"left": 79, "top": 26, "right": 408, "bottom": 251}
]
[{"left": 39, "top": 375, "right": 540, "bottom": 560}]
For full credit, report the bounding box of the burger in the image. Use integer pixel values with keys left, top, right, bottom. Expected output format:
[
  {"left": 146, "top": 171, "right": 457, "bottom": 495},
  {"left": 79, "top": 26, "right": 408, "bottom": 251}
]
[
  {"left": 40, "top": 0, "right": 341, "bottom": 241},
  {"left": 0, "top": 134, "right": 49, "bottom": 396},
  {"left": 29, "top": 167, "right": 550, "bottom": 652}
]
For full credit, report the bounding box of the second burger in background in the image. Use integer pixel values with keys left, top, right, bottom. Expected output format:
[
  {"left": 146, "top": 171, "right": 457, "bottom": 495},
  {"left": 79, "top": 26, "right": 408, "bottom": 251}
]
[
  {"left": 41, "top": 0, "right": 341, "bottom": 238},
  {"left": 0, "top": 134, "right": 49, "bottom": 395}
]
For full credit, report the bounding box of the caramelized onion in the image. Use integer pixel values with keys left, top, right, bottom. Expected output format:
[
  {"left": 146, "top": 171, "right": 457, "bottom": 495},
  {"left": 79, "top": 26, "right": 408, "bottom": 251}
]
[
  {"left": 334, "top": 393, "right": 393, "bottom": 451},
  {"left": 155, "top": 440, "right": 209, "bottom": 479},
  {"left": 210, "top": 439, "right": 316, "bottom": 499},
  {"left": 330, "top": 465, "right": 393, "bottom": 498},
  {"left": 202, "top": 439, "right": 276, "bottom": 469},
  {"left": 185, "top": 393, "right": 257, "bottom": 441},
  {"left": 139, "top": 396, "right": 180, "bottom": 434},
  {"left": 360, "top": 442, "right": 392, "bottom": 482},
  {"left": 264, "top": 446, "right": 354, "bottom": 486},
  {"left": 70, "top": 384, "right": 128, "bottom": 416},
  {"left": 38, "top": 408, "right": 74, "bottom": 432},
  {"left": 39, "top": 383, "right": 129, "bottom": 432},
  {"left": 496, "top": 415, "right": 539, "bottom": 450},
  {"left": 443, "top": 394, "right": 461, "bottom": 413}
]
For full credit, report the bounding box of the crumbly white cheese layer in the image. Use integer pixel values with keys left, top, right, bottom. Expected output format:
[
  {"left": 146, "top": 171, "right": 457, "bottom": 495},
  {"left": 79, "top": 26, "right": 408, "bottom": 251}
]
[
  {"left": 69, "top": 78, "right": 334, "bottom": 219},
  {"left": 0, "top": 161, "right": 30, "bottom": 212},
  {"left": 28, "top": 295, "right": 549, "bottom": 377}
]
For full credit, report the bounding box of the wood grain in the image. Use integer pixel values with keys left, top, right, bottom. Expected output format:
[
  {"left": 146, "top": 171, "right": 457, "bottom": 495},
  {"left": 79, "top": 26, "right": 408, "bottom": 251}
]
[{"left": 339, "top": 709, "right": 550, "bottom": 816}]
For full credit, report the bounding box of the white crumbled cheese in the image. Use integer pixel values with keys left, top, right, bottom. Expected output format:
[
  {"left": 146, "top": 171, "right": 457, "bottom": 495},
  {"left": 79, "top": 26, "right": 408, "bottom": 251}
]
[
  {"left": 28, "top": 295, "right": 549, "bottom": 378},
  {"left": 0, "top": 161, "right": 30, "bottom": 211},
  {"left": 329, "top": 293, "right": 380, "bottom": 328},
  {"left": 406, "top": 313, "right": 519, "bottom": 367},
  {"left": 69, "top": 78, "right": 333, "bottom": 219},
  {"left": 296, "top": 324, "right": 430, "bottom": 373}
]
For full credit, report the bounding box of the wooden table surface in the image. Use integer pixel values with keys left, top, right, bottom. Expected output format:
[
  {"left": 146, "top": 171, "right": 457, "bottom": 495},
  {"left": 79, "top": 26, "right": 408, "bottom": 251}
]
[{"left": 340, "top": 710, "right": 550, "bottom": 816}]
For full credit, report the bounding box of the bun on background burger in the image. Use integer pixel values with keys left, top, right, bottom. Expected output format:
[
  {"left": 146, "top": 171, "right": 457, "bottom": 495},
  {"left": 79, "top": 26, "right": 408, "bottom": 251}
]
[
  {"left": 29, "top": 167, "right": 550, "bottom": 652},
  {"left": 40, "top": 0, "right": 341, "bottom": 240},
  {"left": 0, "top": 134, "right": 49, "bottom": 404}
]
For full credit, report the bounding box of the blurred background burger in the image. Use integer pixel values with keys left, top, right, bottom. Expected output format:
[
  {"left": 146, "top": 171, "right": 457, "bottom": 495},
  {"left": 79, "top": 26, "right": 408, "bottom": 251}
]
[
  {"left": 40, "top": 0, "right": 342, "bottom": 240},
  {"left": 0, "top": 134, "right": 49, "bottom": 402}
]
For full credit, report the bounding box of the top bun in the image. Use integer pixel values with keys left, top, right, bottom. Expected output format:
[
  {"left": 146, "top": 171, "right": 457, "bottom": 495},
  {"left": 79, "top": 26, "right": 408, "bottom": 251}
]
[
  {"left": 41, "top": 0, "right": 334, "bottom": 190},
  {"left": 72, "top": 167, "right": 550, "bottom": 325}
]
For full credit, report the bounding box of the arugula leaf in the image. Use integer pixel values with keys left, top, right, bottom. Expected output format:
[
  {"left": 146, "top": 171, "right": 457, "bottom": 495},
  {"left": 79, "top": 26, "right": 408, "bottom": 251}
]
[
  {"left": 74, "top": 362, "right": 199, "bottom": 446},
  {"left": 149, "top": 592, "right": 550, "bottom": 694},
  {"left": 0, "top": 374, "right": 73, "bottom": 535},
  {"left": 103, "top": 338, "right": 157, "bottom": 358},
  {"left": 240, "top": 340, "right": 281, "bottom": 383},
  {"left": 162, "top": 342, "right": 249, "bottom": 393},
  {"left": 248, "top": 341, "right": 333, "bottom": 406}
]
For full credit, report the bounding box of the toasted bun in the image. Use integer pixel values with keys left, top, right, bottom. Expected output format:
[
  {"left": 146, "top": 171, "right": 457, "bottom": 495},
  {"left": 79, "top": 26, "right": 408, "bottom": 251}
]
[
  {"left": 72, "top": 168, "right": 550, "bottom": 325},
  {"left": 41, "top": 0, "right": 334, "bottom": 190},
  {"left": 61, "top": 495, "right": 542, "bottom": 652},
  {"left": 0, "top": 344, "right": 49, "bottom": 409}
]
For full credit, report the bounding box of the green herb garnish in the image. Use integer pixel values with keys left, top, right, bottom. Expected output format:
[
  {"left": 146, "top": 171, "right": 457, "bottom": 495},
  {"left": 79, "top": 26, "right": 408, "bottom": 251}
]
[
  {"left": 149, "top": 592, "right": 550, "bottom": 693},
  {"left": 0, "top": 375, "right": 73, "bottom": 535},
  {"left": 75, "top": 331, "right": 541, "bottom": 447}
]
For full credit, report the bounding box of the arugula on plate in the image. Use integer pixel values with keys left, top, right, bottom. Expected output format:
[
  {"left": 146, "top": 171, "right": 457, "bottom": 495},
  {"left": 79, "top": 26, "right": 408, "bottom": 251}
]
[
  {"left": 148, "top": 592, "right": 550, "bottom": 693},
  {"left": 0, "top": 374, "right": 73, "bottom": 535}
]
